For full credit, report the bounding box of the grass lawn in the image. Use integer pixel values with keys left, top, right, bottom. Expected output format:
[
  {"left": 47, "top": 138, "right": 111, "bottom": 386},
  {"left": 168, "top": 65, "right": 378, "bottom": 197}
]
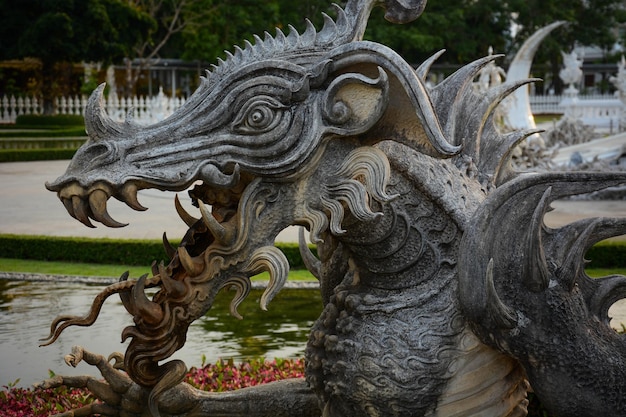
[
  {"left": 0, "top": 258, "right": 622, "bottom": 281},
  {"left": 0, "top": 258, "right": 317, "bottom": 282}
]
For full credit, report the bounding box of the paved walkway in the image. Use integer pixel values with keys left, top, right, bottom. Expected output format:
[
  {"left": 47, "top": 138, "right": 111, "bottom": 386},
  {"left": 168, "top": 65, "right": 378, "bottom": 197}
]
[
  {"left": 1, "top": 160, "right": 625, "bottom": 242},
  {"left": 0, "top": 160, "right": 301, "bottom": 242}
]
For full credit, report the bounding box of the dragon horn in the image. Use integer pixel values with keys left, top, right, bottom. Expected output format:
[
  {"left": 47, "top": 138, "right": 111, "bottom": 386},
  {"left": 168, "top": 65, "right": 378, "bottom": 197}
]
[{"left": 84, "top": 83, "right": 128, "bottom": 141}]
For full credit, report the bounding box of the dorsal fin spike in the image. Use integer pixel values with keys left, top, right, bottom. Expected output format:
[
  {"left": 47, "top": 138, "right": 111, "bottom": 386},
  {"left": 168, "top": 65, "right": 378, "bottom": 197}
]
[
  {"left": 244, "top": 39, "right": 254, "bottom": 51},
  {"left": 333, "top": 3, "right": 349, "bottom": 35},
  {"left": 416, "top": 50, "right": 446, "bottom": 82},
  {"left": 301, "top": 19, "right": 317, "bottom": 47},
  {"left": 224, "top": 50, "right": 235, "bottom": 60},
  {"left": 233, "top": 45, "right": 244, "bottom": 60},
  {"left": 286, "top": 24, "right": 300, "bottom": 47},
  {"left": 275, "top": 27, "right": 287, "bottom": 46},
  {"left": 253, "top": 34, "right": 263, "bottom": 46},
  {"left": 317, "top": 12, "right": 338, "bottom": 44}
]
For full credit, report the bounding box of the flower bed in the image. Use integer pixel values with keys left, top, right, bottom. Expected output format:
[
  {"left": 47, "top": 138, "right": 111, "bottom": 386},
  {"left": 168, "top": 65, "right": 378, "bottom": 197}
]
[{"left": 0, "top": 358, "right": 305, "bottom": 416}]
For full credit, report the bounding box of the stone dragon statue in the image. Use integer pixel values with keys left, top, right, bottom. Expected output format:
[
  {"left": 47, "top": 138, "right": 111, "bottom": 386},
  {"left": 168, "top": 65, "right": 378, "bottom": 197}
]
[{"left": 42, "top": 1, "right": 626, "bottom": 416}]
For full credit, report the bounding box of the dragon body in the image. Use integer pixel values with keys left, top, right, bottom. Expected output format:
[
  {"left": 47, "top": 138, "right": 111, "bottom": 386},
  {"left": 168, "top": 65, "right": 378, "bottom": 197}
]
[{"left": 43, "top": 1, "right": 626, "bottom": 416}]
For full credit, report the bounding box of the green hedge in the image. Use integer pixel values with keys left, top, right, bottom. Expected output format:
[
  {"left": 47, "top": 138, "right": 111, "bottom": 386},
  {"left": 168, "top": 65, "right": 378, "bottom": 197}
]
[
  {"left": 14, "top": 114, "right": 85, "bottom": 127},
  {"left": 586, "top": 242, "right": 626, "bottom": 268},
  {"left": 0, "top": 128, "right": 86, "bottom": 138},
  {"left": 0, "top": 233, "right": 622, "bottom": 270},
  {"left": 0, "top": 148, "right": 77, "bottom": 162},
  {"left": 0, "top": 234, "right": 314, "bottom": 269}
]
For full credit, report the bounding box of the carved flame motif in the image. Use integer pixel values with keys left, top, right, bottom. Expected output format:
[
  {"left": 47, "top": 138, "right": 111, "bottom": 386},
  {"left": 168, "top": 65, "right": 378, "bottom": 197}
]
[{"left": 42, "top": 1, "right": 625, "bottom": 416}]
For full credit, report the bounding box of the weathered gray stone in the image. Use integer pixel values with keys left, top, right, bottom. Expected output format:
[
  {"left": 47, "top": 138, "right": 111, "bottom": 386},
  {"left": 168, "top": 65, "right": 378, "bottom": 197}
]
[{"left": 42, "top": 1, "right": 626, "bottom": 416}]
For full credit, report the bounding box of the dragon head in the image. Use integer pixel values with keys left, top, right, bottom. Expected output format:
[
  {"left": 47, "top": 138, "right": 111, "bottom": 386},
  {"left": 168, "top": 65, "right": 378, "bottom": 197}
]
[{"left": 45, "top": 0, "right": 466, "bottom": 396}]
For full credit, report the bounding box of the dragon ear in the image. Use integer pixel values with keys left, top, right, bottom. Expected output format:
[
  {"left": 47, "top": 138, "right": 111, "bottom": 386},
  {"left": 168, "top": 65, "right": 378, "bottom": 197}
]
[{"left": 321, "top": 67, "right": 390, "bottom": 136}]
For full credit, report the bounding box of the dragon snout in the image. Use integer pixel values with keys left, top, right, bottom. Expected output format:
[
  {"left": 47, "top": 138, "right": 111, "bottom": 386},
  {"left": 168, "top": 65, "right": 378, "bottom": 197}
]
[{"left": 46, "top": 180, "right": 147, "bottom": 228}]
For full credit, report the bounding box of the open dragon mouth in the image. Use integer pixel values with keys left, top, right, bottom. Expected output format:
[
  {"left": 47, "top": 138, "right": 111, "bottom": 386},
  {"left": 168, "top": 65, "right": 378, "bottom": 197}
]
[{"left": 41, "top": 174, "right": 291, "bottom": 395}]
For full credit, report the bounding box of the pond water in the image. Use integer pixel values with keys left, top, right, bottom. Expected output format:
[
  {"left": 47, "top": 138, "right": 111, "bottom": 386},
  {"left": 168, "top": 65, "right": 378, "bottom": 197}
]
[
  {"left": 0, "top": 279, "right": 322, "bottom": 388},
  {"left": 1, "top": 278, "right": 625, "bottom": 389}
]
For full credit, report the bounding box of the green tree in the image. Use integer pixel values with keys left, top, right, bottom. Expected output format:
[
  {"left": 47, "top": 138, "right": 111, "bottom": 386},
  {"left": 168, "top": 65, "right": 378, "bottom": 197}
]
[
  {"left": 0, "top": 0, "right": 154, "bottom": 113},
  {"left": 178, "top": 0, "right": 337, "bottom": 64},
  {"left": 363, "top": 0, "right": 514, "bottom": 66}
]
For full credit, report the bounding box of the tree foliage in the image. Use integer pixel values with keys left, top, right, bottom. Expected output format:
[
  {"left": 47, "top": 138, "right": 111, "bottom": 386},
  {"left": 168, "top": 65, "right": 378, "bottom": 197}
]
[
  {"left": 0, "top": 0, "right": 154, "bottom": 111},
  {"left": 1, "top": 0, "right": 626, "bottom": 100}
]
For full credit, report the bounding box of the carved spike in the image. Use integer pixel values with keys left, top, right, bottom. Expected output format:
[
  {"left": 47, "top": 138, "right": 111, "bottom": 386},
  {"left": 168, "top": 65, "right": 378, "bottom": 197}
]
[
  {"left": 332, "top": 4, "right": 349, "bottom": 36},
  {"left": 253, "top": 34, "right": 264, "bottom": 48},
  {"left": 287, "top": 24, "right": 300, "bottom": 47},
  {"left": 89, "top": 189, "right": 128, "bottom": 228},
  {"left": 301, "top": 19, "right": 317, "bottom": 46},
  {"left": 177, "top": 246, "right": 203, "bottom": 277},
  {"left": 263, "top": 31, "right": 274, "bottom": 47},
  {"left": 198, "top": 199, "right": 234, "bottom": 245},
  {"left": 174, "top": 194, "right": 199, "bottom": 227},
  {"left": 557, "top": 219, "right": 600, "bottom": 291},
  {"left": 486, "top": 259, "right": 517, "bottom": 328},
  {"left": 299, "top": 227, "right": 321, "bottom": 281},
  {"left": 274, "top": 27, "right": 286, "bottom": 47},
  {"left": 151, "top": 260, "right": 159, "bottom": 277},
  {"left": 233, "top": 45, "right": 244, "bottom": 61},
  {"left": 162, "top": 232, "right": 176, "bottom": 259},
  {"left": 244, "top": 39, "right": 254, "bottom": 51},
  {"left": 524, "top": 187, "right": 552, "bottom": 292},
  {"left": 589, "top": 274, "right": 626, "bottom": 325},
  {"left": 416, "top": 50, "right": 446, "bottom": 82},
  {"left": 432, "top": 55, "right": 502, "bottom": 124},
  {"left": 131, "top": 274, "right": 164, "bottom": 325},
  {"left": 492, "top": 129, "right": 544, "bottom": 187},
  {"left": 317, "top": 13, "right": 337, "bottom": 44}
]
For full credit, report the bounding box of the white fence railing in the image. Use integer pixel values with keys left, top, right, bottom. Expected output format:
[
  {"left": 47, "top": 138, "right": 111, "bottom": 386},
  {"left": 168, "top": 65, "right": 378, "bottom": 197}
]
[
  {"left": 530, "top": 93, "right": 616, "bottom": 114},
  {"left": 0, "top": 88, "right": 186, "bottom": 125}
]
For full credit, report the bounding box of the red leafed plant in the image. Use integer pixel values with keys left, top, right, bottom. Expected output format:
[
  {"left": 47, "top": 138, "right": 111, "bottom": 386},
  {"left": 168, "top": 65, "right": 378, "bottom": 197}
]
[{"left": 0, "top": 358, "right": 305, "bottom": 416}]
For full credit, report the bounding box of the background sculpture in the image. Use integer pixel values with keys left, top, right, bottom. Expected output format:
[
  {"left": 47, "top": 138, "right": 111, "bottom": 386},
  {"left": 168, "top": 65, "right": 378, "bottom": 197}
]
[{"left": 42, "top": 1, "right": 626, "bottom": 416}]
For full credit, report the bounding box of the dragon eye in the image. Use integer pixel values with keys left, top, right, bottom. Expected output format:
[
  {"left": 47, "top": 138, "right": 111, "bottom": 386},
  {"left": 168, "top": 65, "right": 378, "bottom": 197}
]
[{"left": 233, "top": 96, "right": 286, "bottom": 134}]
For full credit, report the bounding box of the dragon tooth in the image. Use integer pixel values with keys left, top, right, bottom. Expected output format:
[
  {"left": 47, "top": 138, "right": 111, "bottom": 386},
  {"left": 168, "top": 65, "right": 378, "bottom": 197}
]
[
  {"left": 89, "top": 189, "right": 128, "bottom": 228},
  {"left": 131, "top": 274, "right": 164, "bottom": 325},
  {"left": 177, "top": 247, "right": 204, "bottom": 277},
  {"left": 198, "top": 199, "right": 234, "bottom": 245},
  {"left": 72, "top": 195, "right": 95, "bottom": 228},
  {"left": 174, "top": 194, "right": 199, "bottom": 227},
  {"left": 162, "top": 232, "right": 177, "bottom": 259},
  {"left": 119, "top": 183, "right": 147, "bottom": 211},
  {"left": 158, "top": 262, "right": 186, "bottom": 299}
]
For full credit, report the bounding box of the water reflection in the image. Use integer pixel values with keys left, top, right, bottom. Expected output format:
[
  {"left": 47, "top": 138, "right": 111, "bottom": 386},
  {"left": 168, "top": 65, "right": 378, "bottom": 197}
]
[{"left": 0, "top": 279, "right": 322, "bottom": 388}]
